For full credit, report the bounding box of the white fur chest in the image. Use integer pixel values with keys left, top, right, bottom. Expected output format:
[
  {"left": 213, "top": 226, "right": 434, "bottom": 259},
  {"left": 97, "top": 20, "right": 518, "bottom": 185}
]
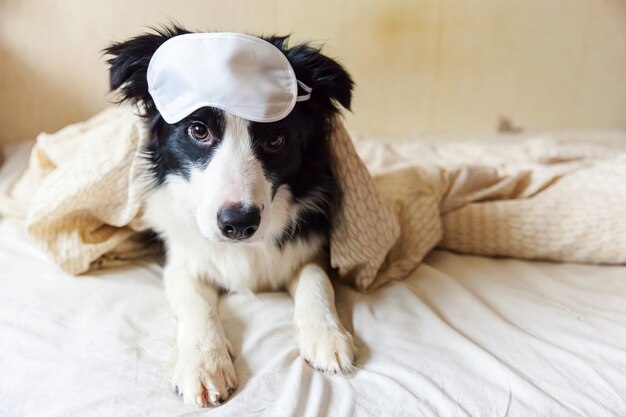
[{"left": 143, "top": 181, "right": 323, "bottom": 293}]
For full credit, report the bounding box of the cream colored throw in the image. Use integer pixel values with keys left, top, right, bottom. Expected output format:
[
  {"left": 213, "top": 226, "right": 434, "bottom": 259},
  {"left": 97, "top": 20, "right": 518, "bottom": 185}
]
[{"left": 2, "top": 106, "right": 626, "bottom": 291}]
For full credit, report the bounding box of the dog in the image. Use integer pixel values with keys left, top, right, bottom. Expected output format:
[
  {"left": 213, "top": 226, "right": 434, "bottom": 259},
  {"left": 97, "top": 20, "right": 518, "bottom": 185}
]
[{"left": 105, "top": 25, "right": 355, "bottom": 407}]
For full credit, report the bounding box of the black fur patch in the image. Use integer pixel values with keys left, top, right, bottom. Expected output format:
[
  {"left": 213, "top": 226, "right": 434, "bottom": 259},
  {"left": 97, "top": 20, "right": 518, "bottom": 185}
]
[{"left": 143, "top": 108, "right": 226, "bottom": 184}]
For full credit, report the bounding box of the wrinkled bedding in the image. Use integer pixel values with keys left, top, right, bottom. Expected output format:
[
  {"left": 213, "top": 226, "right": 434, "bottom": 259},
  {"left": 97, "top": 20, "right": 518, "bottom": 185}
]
[{"left": 2, "top": 140, "right": 626, "bottom": 417}]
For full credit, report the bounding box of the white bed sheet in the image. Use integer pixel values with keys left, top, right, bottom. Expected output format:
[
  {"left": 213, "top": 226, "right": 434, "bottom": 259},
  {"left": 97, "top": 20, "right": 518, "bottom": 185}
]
[{"left": 1, "top": 141, "right": 626, "bottom": 417}]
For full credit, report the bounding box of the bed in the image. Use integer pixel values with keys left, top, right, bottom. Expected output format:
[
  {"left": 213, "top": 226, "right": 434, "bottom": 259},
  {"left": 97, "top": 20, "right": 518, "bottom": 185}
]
[{"left": 2, "top": 139, "right": 626, "bottom": 417}]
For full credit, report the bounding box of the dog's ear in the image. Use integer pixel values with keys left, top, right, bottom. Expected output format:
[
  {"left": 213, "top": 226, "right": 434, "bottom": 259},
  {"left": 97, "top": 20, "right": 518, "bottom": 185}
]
[
  {"left": 271, "top": 38, "right": 354, "bottom": 113},
  {"left": 104, "top": 25, "right": 189, "bottom": 114}
]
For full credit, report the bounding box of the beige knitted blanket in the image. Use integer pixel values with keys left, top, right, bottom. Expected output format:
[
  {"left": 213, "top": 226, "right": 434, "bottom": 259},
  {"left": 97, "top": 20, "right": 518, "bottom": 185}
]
[{"left": 2, "top": 106, "right": 626, "bottom": 291}]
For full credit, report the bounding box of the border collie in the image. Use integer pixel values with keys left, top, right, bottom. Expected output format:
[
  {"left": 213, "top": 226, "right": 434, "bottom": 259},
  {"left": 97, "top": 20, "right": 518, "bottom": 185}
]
[{"left": 105, "top": 26, "right": 355, "bottom": 407}]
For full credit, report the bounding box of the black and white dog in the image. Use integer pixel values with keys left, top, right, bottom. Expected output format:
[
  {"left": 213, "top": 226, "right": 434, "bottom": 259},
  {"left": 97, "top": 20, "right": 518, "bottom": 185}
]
[{"left": 106, "top": 26, "right": 355, "bottom": 406}]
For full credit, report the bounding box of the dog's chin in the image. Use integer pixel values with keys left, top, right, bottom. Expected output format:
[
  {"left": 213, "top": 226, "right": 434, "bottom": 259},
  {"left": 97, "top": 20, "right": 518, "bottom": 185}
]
[{"left": 203, "top": 232, "right": 267, "bottom": 245}]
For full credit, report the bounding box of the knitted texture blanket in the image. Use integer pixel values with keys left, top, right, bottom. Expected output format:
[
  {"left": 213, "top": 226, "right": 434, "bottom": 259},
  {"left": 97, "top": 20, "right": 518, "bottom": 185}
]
[{"left": 2, "top": 106, "right": 626, "bottom": 291}]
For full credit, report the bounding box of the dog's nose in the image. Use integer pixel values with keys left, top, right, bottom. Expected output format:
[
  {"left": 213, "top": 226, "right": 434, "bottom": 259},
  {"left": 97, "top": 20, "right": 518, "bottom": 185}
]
[{"left": 217, "top": 203, "right": 261, "bottom": 240}]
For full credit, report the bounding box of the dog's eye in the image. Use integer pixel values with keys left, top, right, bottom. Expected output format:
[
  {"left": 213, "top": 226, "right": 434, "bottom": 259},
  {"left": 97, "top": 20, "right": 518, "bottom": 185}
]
[
  {"left": 188, "top": 122, "right": 211, "bottom": 142},
  {"left": 263, "top": 135, "right": 285, "bottom": 152}
]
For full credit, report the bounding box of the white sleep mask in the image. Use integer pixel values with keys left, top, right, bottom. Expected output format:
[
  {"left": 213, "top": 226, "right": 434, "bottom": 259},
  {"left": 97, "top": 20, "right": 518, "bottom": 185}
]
[{"left": 146, "top": 32, "right": 312, "bottom": 124}]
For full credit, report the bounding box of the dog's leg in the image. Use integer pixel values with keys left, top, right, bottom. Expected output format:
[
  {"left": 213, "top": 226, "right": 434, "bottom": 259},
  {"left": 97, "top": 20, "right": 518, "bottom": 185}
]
[
  {"left": 288, "top": 263, "right": 355, "bottom": 374},
  {"left": 164, "top": 255, "right": 237, "bottom": 407}
]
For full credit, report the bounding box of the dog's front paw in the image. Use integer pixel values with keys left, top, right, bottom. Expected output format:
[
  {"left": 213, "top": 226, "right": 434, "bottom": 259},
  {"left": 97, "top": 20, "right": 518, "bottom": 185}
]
[
  {"left": 172, "top": 341, "right": 238, "bottom": 407},
  {"left": 297, "top": 320, "right": 355, "bottom": 374}
]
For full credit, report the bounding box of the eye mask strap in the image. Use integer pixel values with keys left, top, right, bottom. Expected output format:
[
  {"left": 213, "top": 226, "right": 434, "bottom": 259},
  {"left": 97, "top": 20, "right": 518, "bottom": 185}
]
[{"left": 296, "top": 80, "right": 313, "bottom": 102}]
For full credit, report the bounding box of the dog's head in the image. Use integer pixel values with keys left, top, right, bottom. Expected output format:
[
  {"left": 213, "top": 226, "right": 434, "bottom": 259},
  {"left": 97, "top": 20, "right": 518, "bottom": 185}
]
[{"left": 105, "top": 26, "right": 352, "bottom": 244}]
